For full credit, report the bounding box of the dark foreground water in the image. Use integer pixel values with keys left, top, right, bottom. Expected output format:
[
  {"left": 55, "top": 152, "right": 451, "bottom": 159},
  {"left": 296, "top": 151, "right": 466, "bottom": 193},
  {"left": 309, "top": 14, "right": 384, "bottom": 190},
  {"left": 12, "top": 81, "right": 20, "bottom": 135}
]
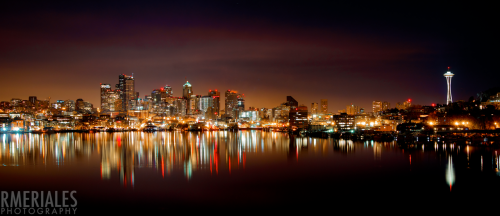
[{"left": 1, "top": 131, "right": 499, "bottom": 214}]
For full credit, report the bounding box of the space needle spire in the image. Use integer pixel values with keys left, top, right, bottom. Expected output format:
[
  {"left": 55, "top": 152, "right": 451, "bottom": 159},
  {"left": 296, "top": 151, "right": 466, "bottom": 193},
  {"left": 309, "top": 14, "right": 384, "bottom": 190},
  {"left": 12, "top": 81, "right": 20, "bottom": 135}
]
[{"left": 444, "top": 67, "right": 454, "bottom": 105}]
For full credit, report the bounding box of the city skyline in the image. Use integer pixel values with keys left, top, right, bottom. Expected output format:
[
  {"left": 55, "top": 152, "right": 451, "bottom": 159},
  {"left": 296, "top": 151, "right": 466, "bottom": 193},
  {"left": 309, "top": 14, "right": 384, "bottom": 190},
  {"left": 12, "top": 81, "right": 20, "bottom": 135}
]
[{"left": 1, "top": 2, "right": 498, "bottom": 112}]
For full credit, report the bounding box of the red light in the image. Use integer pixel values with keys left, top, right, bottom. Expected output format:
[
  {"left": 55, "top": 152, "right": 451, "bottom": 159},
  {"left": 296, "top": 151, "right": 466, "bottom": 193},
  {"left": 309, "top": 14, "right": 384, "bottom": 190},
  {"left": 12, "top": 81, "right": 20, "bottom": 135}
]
[
  {"left": 209, "top": 90, "right": 212, "bottom": 92},
  {"left": 215, "top": 89, "right": 217, "bottom": 91},
  {"left": 161, "top": 88, "right": 164, "bottom": 91},
  {"left": 432, "top": 103, "right": 436, "bottom": 107},
  {"left": 408, "top": 99, "right": 411, "bottom": 102}
]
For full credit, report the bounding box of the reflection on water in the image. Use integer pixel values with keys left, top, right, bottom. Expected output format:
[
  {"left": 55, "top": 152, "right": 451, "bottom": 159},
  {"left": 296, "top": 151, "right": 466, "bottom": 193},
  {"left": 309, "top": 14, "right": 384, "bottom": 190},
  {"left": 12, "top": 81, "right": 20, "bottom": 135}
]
[
  {"left": 1, "top": 131, "right": 500, "bottom": 190},
  {"left": 446, "top": 156, "right": 455, "bottom": 191}
]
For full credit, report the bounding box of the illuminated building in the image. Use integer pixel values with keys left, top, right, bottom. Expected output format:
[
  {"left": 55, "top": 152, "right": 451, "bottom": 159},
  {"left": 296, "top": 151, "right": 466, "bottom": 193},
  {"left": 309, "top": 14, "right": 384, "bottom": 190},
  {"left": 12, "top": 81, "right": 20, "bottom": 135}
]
[
  {"left": 189, "top": 95, "right": 202, "bottom": 115},
  {"left": 164, "top": 85, "right": 173, "bottom": 97},
  {"left": 373, "top": 101, "right": 382, "bottom": 113},
  {"left": 224, "top": 90, "right": 239, "bottom": 120},
  {"left": 174, "top": 98, "right": 187, "bottom": 116},
  {"left": 28, "top": 96, "right": 37, "bottom": 106},
  {"left": 200, "top": 96, "right": 213, "bottom": 119},
  {"left": 311, "top": 102, "right": 318, "bottom": 115},
  {"left": 183, "top": 81, "right": 193, "bottom": 98},
  {"left": 239, "top": 110, "right": 259, "bottom": 122},
  {"left": 116, "top": 74, "right": 136, "bottom": 111},
  {"left": 333, "top": 113, "right": 355, "bottom": 131},
  {"left": 286, "top": 96, "right": 298, "bottom": 109},
  {"left": 346, "top": 104, "right": 360, "bottom": 115},
  {"left": 10, "top": 98, "right": 22, "bottom": 107},
  {"left": 237, "top": 96, "right": 245, "bottom": 110},
  {"left": 321, "top": 99, "right": 328, "bottom": 114},
  {"left": 382, "top": 101, "right": 390, "bottom": 110},
  {"left": 183, "top": 81, "right": 193, "bottom": 114},
  {"left": 289, "top": 105, "right": 309, "bottom": 130},
  {"left": 208, "top": 90, "right": 220, "bottom": 118},
  {"left": 480, "top": 92, "right": 500, "bottom": 110},
  {"left": 100, "top": 83, "right": 111, "bottom": 111},
  {"left": 444, "top": 67, "right": 454, "bottom": 105},
  {"left": 63, "top": 100, "right": 75, "bottom": 111},
  {"left": 76, "top": 98, "right": 84, "bottom": 112},
  {"left": 396, "top": 99, "right": 411, "bottom": 110}
]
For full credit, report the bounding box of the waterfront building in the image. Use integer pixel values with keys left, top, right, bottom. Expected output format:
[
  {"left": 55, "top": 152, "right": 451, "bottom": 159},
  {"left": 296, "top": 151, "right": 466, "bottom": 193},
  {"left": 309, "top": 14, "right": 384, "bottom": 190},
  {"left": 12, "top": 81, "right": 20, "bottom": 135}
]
[
  {"left": 289, "top": 105, "right": 309, "bottom": 130},
  {"left": 239, "top": 110, "right": 260, "bottom": 122},
  {"left": 333, "top": 113, "right": 355, "bottom": 131}
]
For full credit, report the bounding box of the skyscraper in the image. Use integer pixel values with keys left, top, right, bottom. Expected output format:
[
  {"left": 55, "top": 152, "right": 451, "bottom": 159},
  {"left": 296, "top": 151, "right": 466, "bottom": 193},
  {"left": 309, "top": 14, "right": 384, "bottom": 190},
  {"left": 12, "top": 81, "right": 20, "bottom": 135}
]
[
  {"left": 444, "top": 67, "right": 454, "bottom": 105},
  {"left": 208, "top": 89, "right": 220, "bottom": 118},
  {"left": 183, "top": 81, "right": 192, "bottom": 98},
  {"left": 382, "top": 101, "right": 390, "bottom": 110},
  {"left": 164, "top": 85, "right": 173, "bottom": 97},
  {"left": 116, "top": 74, "right": 135, "bottom": 111},
  {"left": 225, "top": 90, "right": 239, "bottom": 119},
  {"left": 311, "top": 102, "right": 318, "bottom": 114},
  {"left": 28, "top": 96, "right": 37, "bottom": 106},
  {"left": 100, "top": 83, "right": 111, "bottom": 111},
  {"left": 321, "top": 99, "right": 328, "bottom": 114},
  {"left": 286, "top": 96, "right": 298, "bottom": 109},
  {"left": 372, "top": 101, "right": 382, "bottom": 113}
]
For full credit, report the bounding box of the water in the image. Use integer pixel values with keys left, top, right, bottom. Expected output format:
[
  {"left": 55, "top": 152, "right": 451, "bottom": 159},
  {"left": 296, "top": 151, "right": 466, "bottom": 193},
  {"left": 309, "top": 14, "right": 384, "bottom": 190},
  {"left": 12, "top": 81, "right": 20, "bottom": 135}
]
[{"left": 1, "top": 131, "right": 499, "bottom": 213}]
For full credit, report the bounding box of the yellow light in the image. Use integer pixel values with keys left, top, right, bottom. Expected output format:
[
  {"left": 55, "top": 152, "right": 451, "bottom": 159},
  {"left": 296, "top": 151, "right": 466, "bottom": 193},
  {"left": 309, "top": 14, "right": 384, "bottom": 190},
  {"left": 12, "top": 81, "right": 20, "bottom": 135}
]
[
  {"left": 455, "top": 122, "right": 459, "bottom": 126},
  {"left": 429, "top": 122, "right": 434, "bottom": 125}
]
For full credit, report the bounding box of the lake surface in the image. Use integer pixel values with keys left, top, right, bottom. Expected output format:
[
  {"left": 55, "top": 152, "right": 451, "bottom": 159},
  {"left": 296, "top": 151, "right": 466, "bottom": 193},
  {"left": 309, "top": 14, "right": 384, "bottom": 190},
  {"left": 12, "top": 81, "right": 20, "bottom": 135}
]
[{"left": 1, "top": 131, "right": 499, "bottom": 213}]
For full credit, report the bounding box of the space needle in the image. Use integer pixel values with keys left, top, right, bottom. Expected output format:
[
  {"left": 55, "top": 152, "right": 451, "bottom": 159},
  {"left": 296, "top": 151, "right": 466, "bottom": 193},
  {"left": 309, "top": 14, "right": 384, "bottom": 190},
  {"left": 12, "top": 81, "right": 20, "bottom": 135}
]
[{"left": 444, "top": 67, "right": 454, "bottom": 105}]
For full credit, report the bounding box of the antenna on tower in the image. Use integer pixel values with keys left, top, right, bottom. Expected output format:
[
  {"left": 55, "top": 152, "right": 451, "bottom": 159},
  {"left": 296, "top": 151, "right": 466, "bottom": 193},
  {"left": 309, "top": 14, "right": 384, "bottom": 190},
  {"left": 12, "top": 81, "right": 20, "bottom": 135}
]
[{"left": 132, "top": 73, "right": 134, "bottom": 78}]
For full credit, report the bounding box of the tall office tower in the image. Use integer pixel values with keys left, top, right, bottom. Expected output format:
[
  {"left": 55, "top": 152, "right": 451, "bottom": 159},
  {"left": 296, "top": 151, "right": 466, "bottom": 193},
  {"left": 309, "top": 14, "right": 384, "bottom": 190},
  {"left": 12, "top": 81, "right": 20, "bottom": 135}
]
[
  {"left": 225, "top": 90, "right": 239, "bottom": 119},
  {"left": 164, "top": 85, "right": 173, "bottom": 97},
  {"left": 346, "top": 104, "right": 359, "bottom": 115},
  {"left": 208, "top": 89, "right": 220, "bottom": 118},
  {"left": 200, "top": 96, "right": 214, "bottom": 119},
  {"left": 183, "top": 81, "right": 192, "bottom": 98},
  {"left": 76, "top": 98, "right": 84, "bottom": 112},
  {"left": 64, "top": 100, "right": 75, "bottom": 111},
  {"left": 116, "top": 74, "right": 135, "bottom": 111},
  {"left": 183, "top": 81, "right": 193, "bottom": 114},
  {"left": 174, "top": 98, "right": 187, "bottom": 116},
  {"left": 189, "top": 95, "right": 202, "bottom": 114},
  {"left": 28, "top": 96, "right": 37, "bottom": 106},
  {"left": 151, "top": 89, "right": 164, "bottom": 105},
  {"left": 286, "top": 96, "right": 298, "bottom": 109},
  {"left": 100, "top": 83, "right": 111, "bottom": 111},
  {"left": 382, "top": 101, "right": 390, "bottom": 110},
  {"left": 372, "top": 101, "right": 382, "bottom": 113},
  {"left": 444, "top": 67, "right": 454, "bottom": 105},
  {"left": 311, "top": 102, "right": 318, "bottom": 114},
  {"left": 321, "top": 99, "right": 328, "bottom": 114}
]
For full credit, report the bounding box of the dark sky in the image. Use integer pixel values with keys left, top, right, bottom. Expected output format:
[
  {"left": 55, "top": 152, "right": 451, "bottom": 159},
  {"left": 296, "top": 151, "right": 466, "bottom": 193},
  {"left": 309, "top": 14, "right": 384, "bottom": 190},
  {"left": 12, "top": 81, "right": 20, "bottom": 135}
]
[{"left": 1, "top": 1, "right": 498, "bottom": 112}]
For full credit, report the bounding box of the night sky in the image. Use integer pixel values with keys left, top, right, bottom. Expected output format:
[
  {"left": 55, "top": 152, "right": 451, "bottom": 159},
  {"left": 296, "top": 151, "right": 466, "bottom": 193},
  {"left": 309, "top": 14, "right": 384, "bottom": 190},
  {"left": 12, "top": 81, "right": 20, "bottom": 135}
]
[{"left": 1, "top": 1, "right": 498, "bottom": 111}]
